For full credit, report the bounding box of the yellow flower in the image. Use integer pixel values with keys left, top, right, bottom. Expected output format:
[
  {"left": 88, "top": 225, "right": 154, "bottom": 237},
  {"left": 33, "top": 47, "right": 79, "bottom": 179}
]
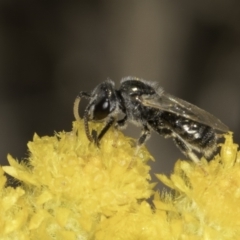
[
  {"left": 2, "top": 121, "right": 154, "bottom": 239},
  {"left": 0, "top": 167, "right": 28, "bottom": 239},
  {"left": 1, "top": 120, "right": 240, "bottom": 239},
  {"left": 155, "top": 133, "right": 240, "bottom": 239}
]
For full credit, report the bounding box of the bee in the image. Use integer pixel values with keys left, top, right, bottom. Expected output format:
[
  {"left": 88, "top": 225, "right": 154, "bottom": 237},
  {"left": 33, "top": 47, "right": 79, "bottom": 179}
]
[{"left": 73, "top": 77, "right": 229, "bottom": 163}]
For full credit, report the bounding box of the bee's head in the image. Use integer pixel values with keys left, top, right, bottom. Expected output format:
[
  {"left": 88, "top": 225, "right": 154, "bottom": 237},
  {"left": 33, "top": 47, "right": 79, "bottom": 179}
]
[{"left": 87, "top": 80, "right": 118, "bottom": 121}]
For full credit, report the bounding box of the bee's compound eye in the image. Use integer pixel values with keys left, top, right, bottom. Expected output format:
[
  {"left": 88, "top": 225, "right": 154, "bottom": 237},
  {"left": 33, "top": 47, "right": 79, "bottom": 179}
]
[
  {"left": 93, "top": 98, "right": 110, "bottom": 120},
  {"left": 102, "top": 101, "right": 109, "bottom": 110}
]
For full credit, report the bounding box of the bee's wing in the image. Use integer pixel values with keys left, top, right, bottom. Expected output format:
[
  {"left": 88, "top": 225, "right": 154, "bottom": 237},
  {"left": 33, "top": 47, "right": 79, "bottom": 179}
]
[{"left": 141, "top": 92, "right": 229, "bottom": 132}]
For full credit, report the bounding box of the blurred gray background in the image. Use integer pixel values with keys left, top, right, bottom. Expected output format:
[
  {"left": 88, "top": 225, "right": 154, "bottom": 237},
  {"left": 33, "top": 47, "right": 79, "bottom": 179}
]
[{"left": 1, "top": 1, "right": 240, "bottom": 186}]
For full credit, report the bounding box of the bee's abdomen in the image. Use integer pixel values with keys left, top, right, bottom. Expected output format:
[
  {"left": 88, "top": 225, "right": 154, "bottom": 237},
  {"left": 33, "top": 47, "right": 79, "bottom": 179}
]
[
  {"left": 163, "top": 114, "right": 218, "bottom": 159},
  {"left": 181, "top": 122, "right": 217, "bottom": 158}
]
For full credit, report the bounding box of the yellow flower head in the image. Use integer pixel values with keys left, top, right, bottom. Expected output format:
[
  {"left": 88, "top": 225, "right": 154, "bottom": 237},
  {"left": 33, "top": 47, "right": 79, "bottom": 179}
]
[
  {"left": 2, "top": 121, "right": 154, "bottom": 239},
  {"left": 1, "top": 121, "right": 240, "bottom": 240},
  {"left": 155, "top": 133, "right": 240, "bottom": 239}
]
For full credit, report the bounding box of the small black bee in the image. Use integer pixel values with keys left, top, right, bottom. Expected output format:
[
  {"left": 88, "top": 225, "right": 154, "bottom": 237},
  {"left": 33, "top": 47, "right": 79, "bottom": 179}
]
[{"left": 73, "top": 77, "right": 229, "bottom": 163}]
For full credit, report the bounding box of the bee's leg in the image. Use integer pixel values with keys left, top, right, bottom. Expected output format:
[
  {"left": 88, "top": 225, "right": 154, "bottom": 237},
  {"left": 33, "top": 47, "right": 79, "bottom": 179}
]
[
  {"left": 111, "top": 115, "right": 128, "bottom": 146},
  {"left": 133, "top": 126, "right": 151, "bottom": 155},
  {"left": 172, "top": 136, "right": 200, "bottom": 163},
  {"left": 157, "top": 127, "right": 200, "bottom": 162},
  {"left": 138, "top": 126, "right": 151, "bottom": 146},
  {"left": 94, "top": 116, "right": 115, "bottom": 146},
  {"left": 173, "top": 136, "right": 210, "bottom": 175},
  {"left": 73, "top": 91, "right": 91, "bottom": 120},
  {"left": 125, "top": 126, "right": 151, "bottom": 169},
  {"left": 155, "top": 127, "right": 172, "bottom": 138},
  {"left": 79, "top": 91, "right": 91, "bottom": 98},
  {"left": 115, "top": 115, "right": 128, "bottom": 129}
]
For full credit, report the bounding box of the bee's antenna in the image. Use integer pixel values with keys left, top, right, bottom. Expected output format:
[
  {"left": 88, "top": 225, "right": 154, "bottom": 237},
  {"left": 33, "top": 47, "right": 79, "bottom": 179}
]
[
  {"left": 83, "top": 108, "right": 93, "bottom": 142},
  {"left": 73, "top": 96, "right": 81, "bottom": 120},
  {"left": 73, "top": 91, "right": 93, "bottom": 142},
  {"left": 73, "top": 92, "right": 91, "bottom": 121}
]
